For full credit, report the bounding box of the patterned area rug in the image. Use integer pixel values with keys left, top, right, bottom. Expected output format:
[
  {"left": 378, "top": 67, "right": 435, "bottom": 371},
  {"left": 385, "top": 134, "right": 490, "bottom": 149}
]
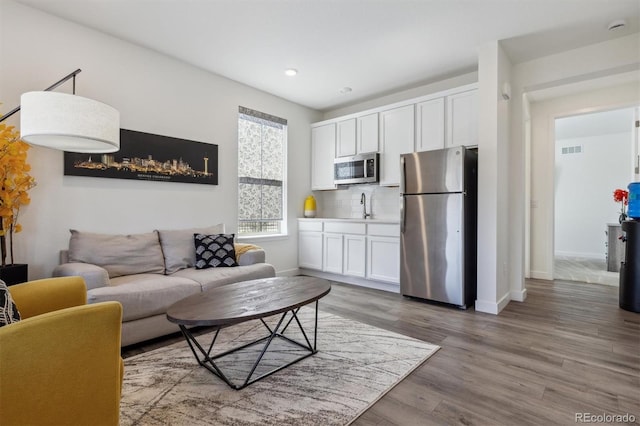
[{"left": 120, "top": 309, "right": 439, "bottom": 425}]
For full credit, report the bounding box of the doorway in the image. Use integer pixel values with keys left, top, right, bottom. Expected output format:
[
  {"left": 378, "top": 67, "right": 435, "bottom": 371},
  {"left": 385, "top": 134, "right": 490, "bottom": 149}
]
[{"left": 553, "top": 107, "right": 635, "bottom": 285}]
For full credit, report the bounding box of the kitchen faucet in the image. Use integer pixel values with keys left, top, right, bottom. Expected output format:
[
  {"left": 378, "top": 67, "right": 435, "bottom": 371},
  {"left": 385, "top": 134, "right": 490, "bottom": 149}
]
[{"left": 360, "top": 192, "right": 371, "bottom": 219}]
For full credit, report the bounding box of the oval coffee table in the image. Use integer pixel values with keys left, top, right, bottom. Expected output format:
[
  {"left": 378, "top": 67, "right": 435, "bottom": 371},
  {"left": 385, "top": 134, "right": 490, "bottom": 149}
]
[{"left": 167, "top": 276, "right": 331, "bottom": 390}]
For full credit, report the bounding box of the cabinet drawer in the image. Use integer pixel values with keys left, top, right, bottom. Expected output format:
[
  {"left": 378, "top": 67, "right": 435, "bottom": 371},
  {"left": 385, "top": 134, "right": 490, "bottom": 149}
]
[
  {"left": 367, "top": 223, "right": 400, "bottom": 237},
  {"left": 324, "top": 221, "right": 366, "bottom": 234},
  {"left": 299, "top": 221, "right": 323, "bottom": 232}
]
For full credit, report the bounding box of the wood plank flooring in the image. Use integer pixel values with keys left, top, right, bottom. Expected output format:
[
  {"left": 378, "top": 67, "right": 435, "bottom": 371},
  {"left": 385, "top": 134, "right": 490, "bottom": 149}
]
[{"left": 122, "top": 278, "right": 640, "bottom": 425}]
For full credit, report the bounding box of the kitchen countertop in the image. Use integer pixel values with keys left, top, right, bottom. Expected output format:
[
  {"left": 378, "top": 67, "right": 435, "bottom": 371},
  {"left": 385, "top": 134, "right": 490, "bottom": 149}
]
[{"left": 298, "top": 217, "right": 400, "bottom": 224}]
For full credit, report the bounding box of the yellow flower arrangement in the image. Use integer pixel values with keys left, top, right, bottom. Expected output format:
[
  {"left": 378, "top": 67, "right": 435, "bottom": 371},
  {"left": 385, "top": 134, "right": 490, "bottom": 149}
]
[{"left": 0, "top": 122, "right": 36, "bottom": 266}]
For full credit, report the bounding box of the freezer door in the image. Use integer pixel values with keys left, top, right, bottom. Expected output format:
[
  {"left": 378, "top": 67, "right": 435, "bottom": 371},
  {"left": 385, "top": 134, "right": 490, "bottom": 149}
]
[
  {"left": 400, "top": 193, "right": 464, "bottom": 306},
  {"left": 400, "top": 147, "right": 465, "bottom": 195}
]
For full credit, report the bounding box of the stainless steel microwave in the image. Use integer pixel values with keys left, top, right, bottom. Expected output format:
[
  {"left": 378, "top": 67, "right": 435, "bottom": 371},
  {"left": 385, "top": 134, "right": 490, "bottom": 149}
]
[{"left": 334, "top": 153, "right": 379, "bottom": 185}]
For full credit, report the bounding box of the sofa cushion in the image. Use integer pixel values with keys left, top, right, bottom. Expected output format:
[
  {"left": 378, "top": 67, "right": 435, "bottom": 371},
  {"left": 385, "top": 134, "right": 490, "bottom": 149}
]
[
  {"left": 68, "top": 230, "right": 165, "bottom": 278},
  {"left": 172, "top": 263, "right": 276, "bottom": 292},
  {"left": 194, "top": 234, "right": 238, "bottom": 269},
  {"left": 87, "top": 274, "right": 201, "bottom": 322},
  {"left": 0, "top": 280, "right": 21, "bottom": 327},
  {"left": 157, "top": 224, "right": 225, "bottom": 274}
]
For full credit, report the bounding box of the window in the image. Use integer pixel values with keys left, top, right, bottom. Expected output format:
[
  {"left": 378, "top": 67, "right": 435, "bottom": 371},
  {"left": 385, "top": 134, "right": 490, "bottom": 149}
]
[{"left": 237, "top": 106, "right": 287, "bottom": 236}]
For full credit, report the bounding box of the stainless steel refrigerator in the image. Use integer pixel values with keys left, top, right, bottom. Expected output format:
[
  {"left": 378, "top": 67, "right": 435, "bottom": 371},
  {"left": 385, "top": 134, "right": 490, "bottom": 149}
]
[{"left": 400, "top": 146, "right": 477, "bottom": 309}]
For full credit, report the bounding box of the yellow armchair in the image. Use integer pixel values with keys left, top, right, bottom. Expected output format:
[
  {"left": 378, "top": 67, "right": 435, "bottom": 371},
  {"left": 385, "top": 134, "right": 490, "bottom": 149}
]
[{"left": 0, "top": 277, "right": 123, "bottom": 426}]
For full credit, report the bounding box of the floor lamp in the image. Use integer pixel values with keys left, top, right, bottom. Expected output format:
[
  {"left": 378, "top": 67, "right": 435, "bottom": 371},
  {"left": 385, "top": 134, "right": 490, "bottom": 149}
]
[{"left": 0, "top": 69, "right": 120, "bottom": 153}]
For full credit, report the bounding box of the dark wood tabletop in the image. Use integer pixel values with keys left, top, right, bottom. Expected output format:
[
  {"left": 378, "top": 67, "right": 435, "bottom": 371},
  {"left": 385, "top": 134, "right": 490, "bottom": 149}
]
[{"left": 166, "top": 276, "right": 331, "bottom": 327}]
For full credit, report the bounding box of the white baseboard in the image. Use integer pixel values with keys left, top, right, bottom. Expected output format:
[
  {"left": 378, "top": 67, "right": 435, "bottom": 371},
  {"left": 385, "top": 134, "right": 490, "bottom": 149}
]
[
  {"left": 299, "top": 268, "right": 400, "bottom": 293},
  {"left": 510, "top": 287, "right": 527, "bottom": 302},
  {"left": 530, "top": 270, "right": 553, "bottom": 281},
  {"left": 555, "top": 251, "right": 604, "bottom": 260},
  {"left": 475, "top": 292, "right": 511, "bottom": 315}
]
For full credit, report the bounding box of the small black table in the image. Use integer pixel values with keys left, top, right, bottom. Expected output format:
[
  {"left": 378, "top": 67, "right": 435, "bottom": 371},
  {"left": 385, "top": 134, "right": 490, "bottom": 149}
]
[{"left": 166, "top": 276, "right": 331, "bottom": 389}]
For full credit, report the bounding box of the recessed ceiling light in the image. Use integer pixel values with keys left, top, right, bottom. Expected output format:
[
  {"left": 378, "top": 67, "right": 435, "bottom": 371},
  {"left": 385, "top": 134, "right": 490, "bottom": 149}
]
[
  {"left": 608, "top": 19, "right": 626, "bottom": 31},
  {"left": 339, "top": 87, "right": 352, "bottom": 94},
  {"left": 284, "top": 68, "right": 298, "bottom": 77}
]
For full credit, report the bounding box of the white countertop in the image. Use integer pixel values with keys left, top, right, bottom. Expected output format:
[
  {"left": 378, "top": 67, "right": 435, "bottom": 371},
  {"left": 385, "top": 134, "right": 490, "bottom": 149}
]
[{"left": 299, "top": 217, "right": 400, "bottom": 224}]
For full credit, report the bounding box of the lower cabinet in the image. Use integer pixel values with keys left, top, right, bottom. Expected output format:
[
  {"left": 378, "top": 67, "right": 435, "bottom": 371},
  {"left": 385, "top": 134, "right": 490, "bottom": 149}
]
[
  {"left": 299, "top": 231, "right": 323, "bottom": 270},
  {"left": 343, "top": 234, "right": 366, "bottom": 277},
  {"left": 323, "top": 233, "right": 344, "bottom": 274},
  {"left": 367, "top": 236, "right": 400, "bottom": 283},
  {"left": 299, "top": 219, "right": 400, "bottom": 287}
]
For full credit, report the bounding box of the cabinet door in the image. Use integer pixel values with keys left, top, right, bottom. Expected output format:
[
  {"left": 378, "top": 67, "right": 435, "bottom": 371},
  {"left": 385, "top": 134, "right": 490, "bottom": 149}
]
[
  {"left": 446, "top": 90, "right": 478, "bottom": 147},
  {"left": 343, "top": 234, "right": 366, "bottom": 277},
  {"left": 379, "top": 105, "right": 415, "bottom": 186},
  {"left": 367, "top": 236, "right": 400, "bottom": 284},
  {"left": 323, "top": 233, "right": 343, "bottom": 274},
  {"left": 336, "top": 118, "right": 357, "bottom": 157},
  {"left": 416, "top": 98, "right": 445, "bottom": 152},
  {"left": 311, "top": 123, "right": 337, "bottom": 190},
  {"left": 298, "top": 231, "right": 323, "bottom": 270},
  {"left": 357, "top": 113, "right": 379, "bottom": 154}
]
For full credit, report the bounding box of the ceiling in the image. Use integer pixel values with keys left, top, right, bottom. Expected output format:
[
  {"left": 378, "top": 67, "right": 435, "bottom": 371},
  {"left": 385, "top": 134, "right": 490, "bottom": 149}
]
[
  {"left": 16, "top": 0, "right": 640, "bottom": 112},
  {"left": 556, "top": 107, "right": 636, "bottom": 140}
]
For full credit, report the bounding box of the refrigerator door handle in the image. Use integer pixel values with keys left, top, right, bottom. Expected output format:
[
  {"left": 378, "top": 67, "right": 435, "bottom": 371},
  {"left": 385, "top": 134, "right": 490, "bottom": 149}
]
[
  {"left": 400, "top": 156, "right": 406, "bottom": 195},
  {"left": 400, "top": 195, "right": 406, "bottom": 234}
]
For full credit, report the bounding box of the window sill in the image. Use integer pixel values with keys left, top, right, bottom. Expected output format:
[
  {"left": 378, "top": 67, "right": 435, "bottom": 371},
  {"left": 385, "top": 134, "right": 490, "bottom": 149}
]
[{"left": 237, "top": 234, "right": 289, "bottom": 243}]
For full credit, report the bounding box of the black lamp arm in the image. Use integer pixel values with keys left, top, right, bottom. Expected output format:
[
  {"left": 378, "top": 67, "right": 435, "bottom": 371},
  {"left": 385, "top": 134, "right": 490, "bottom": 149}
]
[{"left": 0, "top": 68, "right": 82, "bottom": 123}]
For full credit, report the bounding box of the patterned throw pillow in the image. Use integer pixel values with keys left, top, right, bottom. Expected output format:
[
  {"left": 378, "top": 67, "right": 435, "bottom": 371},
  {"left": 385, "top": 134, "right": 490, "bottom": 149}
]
[
  {"left": 194, "top": 234, "right": 239, "bottom": 269},
  {"left": 0, "top": 279, "right": 21, "bottom": 327}
]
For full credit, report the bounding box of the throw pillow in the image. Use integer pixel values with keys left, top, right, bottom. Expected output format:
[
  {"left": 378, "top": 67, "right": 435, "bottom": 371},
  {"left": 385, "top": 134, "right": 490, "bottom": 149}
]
[
  {"left": 157, "top": 224, "right": 225, "bottom": 274},
  {"left": 0, "top": 279, "right": 21, "bottom": 327},
  {"left": 68, "top": 230, "right": 165, "bottom": 278},
  {"left": 194, "top": 234, "right": 239, "bottom": 269}
]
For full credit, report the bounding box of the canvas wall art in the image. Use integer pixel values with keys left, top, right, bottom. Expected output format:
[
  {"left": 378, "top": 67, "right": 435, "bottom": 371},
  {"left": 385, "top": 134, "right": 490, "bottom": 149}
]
[{"left": 64, "top": 129, "right": 218, "bottom": 185}]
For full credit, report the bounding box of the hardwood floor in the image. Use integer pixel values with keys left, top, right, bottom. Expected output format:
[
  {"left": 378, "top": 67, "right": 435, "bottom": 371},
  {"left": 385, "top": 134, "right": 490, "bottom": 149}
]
[{"left": 122, "top": 278, "right": 640, "bottom": 426}]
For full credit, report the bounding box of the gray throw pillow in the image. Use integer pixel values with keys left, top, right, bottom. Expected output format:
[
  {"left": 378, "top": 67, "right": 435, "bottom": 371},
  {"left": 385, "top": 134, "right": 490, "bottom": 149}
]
[
  {"left": 157, "top": 224, "right": 225, "bottom": 274},
  {"left": 68, "top": 230, "right": 165, "bottom": 278}
]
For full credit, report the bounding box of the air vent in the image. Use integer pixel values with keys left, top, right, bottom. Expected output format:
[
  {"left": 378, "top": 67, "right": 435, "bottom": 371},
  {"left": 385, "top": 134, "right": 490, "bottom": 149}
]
[{"left": 561, "top": 146, "right": 582, "bottom": 155}]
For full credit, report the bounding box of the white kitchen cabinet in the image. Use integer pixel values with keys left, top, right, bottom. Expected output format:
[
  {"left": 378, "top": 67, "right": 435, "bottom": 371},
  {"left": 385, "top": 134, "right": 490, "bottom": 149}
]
[
  {"left": 311, "top": 123, "right": 337, "bottom": 190},
  {"left": 379, "top": 104, "right": 415, "bottom": 186},
  {"left": 416, "top": 97, "right": 445, "bottom": 152},
  {"left": 367, "top": 236, "right": 400, "bottom": 284},
  {"left": 357, "top": 113, "right": 379, "bottom": 154},
  {"left": 446, "top": 89, "right": 478, "bottom": 148},
  {"left": 323, "top": 233, "right": 343, "bottom": 274},
  {"left": 336, "top": 118, "right": 357, "bottom": 157},
  {"left": 343, "top": 234, "right": 366, "bottom": 277},
  {"left": 299, "top": 231, "right": 323, "bottom": 270}
]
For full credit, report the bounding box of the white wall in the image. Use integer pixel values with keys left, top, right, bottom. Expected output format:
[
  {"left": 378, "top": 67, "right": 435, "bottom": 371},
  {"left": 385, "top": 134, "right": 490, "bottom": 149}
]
[
  {"left": 555, "top": 130, "right": 633, "bottom": 259},
  {"left": 0, "top": 1, "right": 321, "bottom": 279},
  {"left": 511, "top": 33, "right": 640, "bottom": 282}
]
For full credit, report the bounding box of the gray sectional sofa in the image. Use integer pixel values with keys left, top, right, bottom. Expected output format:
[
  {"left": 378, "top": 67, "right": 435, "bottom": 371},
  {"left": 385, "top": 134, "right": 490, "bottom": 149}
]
[{"left": 52, "top": 224, "right": 275, "bottom": 346}]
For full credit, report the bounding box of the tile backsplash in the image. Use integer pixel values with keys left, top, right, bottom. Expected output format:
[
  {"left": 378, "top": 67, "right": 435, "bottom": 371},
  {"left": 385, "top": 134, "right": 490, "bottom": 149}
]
[{"left": 311, "top": 185, "right": 400, "bottom": 220}]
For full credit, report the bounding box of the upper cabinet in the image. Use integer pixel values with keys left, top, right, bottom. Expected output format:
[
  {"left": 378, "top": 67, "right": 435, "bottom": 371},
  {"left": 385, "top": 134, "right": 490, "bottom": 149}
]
[
  {"left": 336, "top": 113, "right": 379, "bottom": 157},
  {"left": 311, "top": 84, "right": 477, "bottom": 189},
  {"left": 379, "top": 104, "right": 415, "bottom": 186},
  {"left": 415, "top": 97, "right": 445, "bottom": 152},
  {"left": 446, "top": 89, "right": 478, "bottom": 148},
  {"left": 336, "top": 118, "right": 356, "bottom": 157},
  {"left": 311, "top": 123, "right": 337, "bottom": 190},
  {"left": 357, "top": 113, "right": 379, "bottom": 154}
]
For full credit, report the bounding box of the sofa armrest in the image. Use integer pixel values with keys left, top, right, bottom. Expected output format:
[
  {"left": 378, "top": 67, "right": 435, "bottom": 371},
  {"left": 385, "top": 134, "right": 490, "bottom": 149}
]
[
  {"left": 53, "top": 263, "right": 111, "bottom": 290},
  {"left": 238, "top": 249, "right": 266, "bottom": 266}
]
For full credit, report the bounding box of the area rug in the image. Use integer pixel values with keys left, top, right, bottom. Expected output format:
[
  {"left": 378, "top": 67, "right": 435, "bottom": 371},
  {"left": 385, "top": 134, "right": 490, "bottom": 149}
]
[{"left": 120, "top": 309, "right": 439, "bottom": 426}]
